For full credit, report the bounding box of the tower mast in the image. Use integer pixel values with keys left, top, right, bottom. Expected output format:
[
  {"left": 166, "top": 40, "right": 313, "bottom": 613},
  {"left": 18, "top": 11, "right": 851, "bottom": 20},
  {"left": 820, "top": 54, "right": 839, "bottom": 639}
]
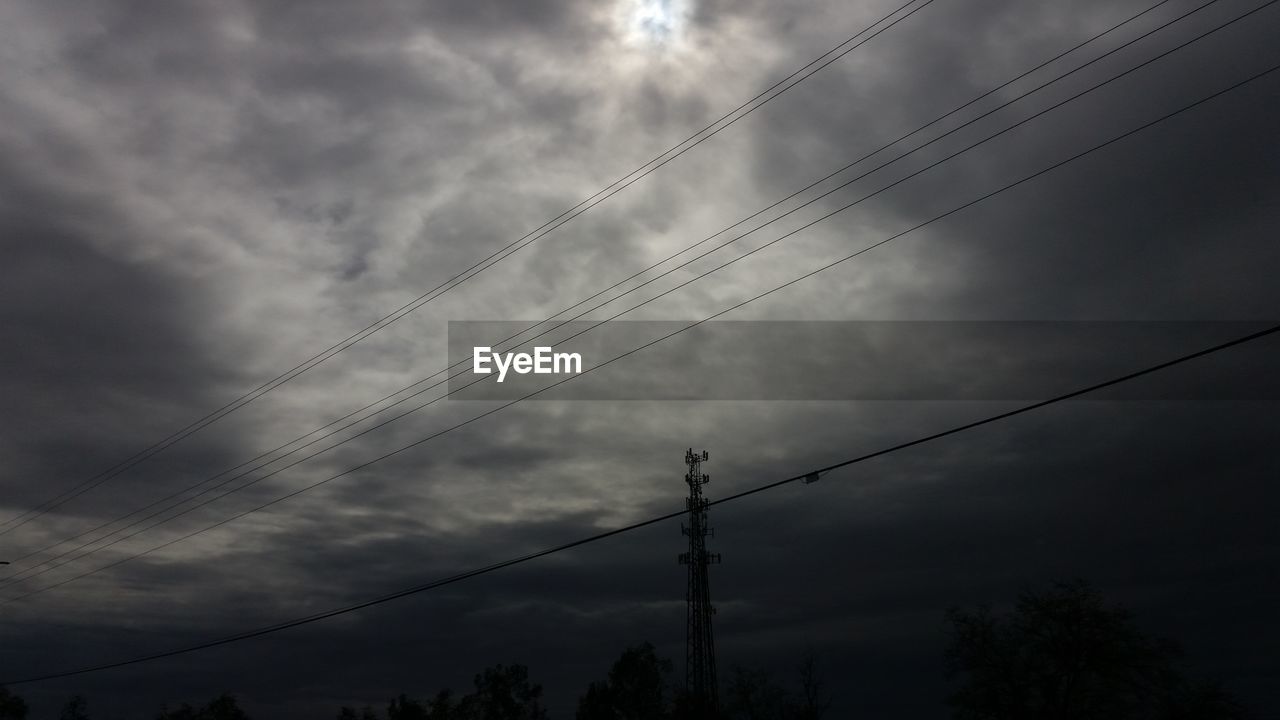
[{"left": 679, "top": 448, "right": 720, "bottom": 715}]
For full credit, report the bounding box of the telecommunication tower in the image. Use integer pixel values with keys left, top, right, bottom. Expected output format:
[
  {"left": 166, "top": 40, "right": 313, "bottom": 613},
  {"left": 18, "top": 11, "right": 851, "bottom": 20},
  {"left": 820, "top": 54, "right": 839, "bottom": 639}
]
[{"left": 679, "top": 448, "right": 720, "bottom": 714}]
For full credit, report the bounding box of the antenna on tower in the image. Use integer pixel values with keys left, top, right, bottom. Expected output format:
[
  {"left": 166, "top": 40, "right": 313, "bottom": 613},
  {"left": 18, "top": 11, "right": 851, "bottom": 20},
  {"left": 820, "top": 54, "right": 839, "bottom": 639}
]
[{"left": 679, "top": 447, "right": 720, "bottom": 715}]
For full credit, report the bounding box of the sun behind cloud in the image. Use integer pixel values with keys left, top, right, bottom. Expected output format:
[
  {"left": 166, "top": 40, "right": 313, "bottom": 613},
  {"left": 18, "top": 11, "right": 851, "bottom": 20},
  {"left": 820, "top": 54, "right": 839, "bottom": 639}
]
[{"left": 615, "top": 0, "right": 693, "bottom": 49}]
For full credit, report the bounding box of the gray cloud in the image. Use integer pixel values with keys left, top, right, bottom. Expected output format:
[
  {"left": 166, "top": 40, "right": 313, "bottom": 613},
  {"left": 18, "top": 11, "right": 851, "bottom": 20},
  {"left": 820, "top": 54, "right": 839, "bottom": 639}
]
[{"left": 1, "top": 0, "right": 1278, "bottom": 718}]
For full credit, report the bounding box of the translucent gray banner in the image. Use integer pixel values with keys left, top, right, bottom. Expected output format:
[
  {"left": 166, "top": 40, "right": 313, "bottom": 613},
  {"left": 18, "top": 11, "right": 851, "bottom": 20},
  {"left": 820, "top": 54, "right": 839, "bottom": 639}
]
[{"left": 446, "top": 321, "right": 1278, "bottom": 401}]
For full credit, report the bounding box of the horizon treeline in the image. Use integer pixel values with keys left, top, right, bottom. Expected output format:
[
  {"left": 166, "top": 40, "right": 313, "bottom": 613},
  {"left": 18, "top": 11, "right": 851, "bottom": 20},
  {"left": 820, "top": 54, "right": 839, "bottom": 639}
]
[{"left": 1, "top": 580, "right": 1250, "bottom": 719}]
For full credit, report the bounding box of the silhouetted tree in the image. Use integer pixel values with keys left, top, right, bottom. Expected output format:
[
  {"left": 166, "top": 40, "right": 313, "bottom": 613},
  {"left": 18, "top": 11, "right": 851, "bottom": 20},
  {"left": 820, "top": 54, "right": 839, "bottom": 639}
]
[
  {"left": 454, "top": 664, "right": 547, "bottom": 720},
  {"left": 203, "top": 695, "right": 248, "bottom": 720},
  {"left": 946, "top": 580, "right": 1244, "bottom": 719},
  {"left": 794, "top": 654, "right": 830, "bottom": 720},
  {"left": 722, "top": 654, "right": 832, "bottom": 720},
  {"left": 59, "top": 696, "right": 89, "bottom": 720},
  {"left": 0, "top": 687, "right": 27, "bottom": 720},
  {"left": 426, "top": 690, "right": 454, "bottom": 720},
  {"left": 155, "top": 704, "right": 199, "bottom": 720},
  {"left": 668, "top": 690, "right": 708, "bottom": 720},
  {"left": 724, "top": 666, "right": 789, "bottom": 720},
  {"left": 157, "top": 694, "right": 248, "bottom": 720},
  {"left": 576, "top": 682, "right": 613, "bottom": 720},
  {"left": 388, "top": 694, "right": 428, "bottom": 720},
  {"left": 1159, "top": 682, "right": 1246, "bottom": 719},
  {"left": 340, "top": 703, "right": 386, "bottom": 720},
  {"left": 576, "top": 642, "right": 673, "bottom": 720}
]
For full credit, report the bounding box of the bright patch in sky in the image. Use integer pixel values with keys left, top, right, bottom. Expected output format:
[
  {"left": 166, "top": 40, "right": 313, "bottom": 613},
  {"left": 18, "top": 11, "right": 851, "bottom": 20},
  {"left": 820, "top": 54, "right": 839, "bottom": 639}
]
[{"left": 619, "top": 0, "right": 691, "bottom": 47}]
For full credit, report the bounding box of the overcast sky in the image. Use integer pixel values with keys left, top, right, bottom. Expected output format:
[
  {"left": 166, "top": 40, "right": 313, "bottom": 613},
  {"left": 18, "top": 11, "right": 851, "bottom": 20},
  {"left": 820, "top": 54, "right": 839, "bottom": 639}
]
[{"left": 1, "top": 0, "right": 1278, "bottom": 717}]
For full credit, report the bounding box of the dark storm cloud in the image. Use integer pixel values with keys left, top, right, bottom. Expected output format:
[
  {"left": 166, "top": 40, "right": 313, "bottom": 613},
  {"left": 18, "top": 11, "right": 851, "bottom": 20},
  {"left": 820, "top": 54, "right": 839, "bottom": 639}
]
[
  {"left": 1, "top": 0, "right": 1277, "bottom": 718},
  {"left": 9, "top": 401, "right": 1276, "bottom": 715},
  {"left": 0, "top": 139, "right": 244, "bottom": 517}
]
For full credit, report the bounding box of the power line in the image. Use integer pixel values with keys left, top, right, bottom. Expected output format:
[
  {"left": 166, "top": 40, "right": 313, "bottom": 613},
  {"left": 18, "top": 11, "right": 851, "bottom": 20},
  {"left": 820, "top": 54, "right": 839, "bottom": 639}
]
[
  {"left": 5, "top": 321, "right": 1276, "bottom": 686},
  {"left": 0, "top": 0, "right": 940, "bottom": 539},
  {"left": 0, "top": 0, "right": 1150, "bottom": 578},
  {"left": 7, "top": 48, "right": 1276, "bottom": 604},
  {"left": 0, "top": 0, "right": 1227, "bottom": 587},
  {"left": 7, "top": 5, "right": 1272, "bottom": 595}
]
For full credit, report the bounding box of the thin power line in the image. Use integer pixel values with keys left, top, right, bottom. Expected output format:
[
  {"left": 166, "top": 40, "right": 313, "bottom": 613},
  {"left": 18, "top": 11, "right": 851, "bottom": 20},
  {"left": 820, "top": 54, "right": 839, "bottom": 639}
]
[
  {"left": 0, "top": 0, "right": 1152, "bottom": 578},
  {"left": 4, "top": 321, "right": 1276, "bottom": 685},
  {"left": 7, "top": 51, "right": 1276, "bottom": 604},
  {"left": 0, "top": 0, "right": 1220, "bottom": 584},
  {"left": 0, "top": 0, "right": 939, "bottom": 538}
]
